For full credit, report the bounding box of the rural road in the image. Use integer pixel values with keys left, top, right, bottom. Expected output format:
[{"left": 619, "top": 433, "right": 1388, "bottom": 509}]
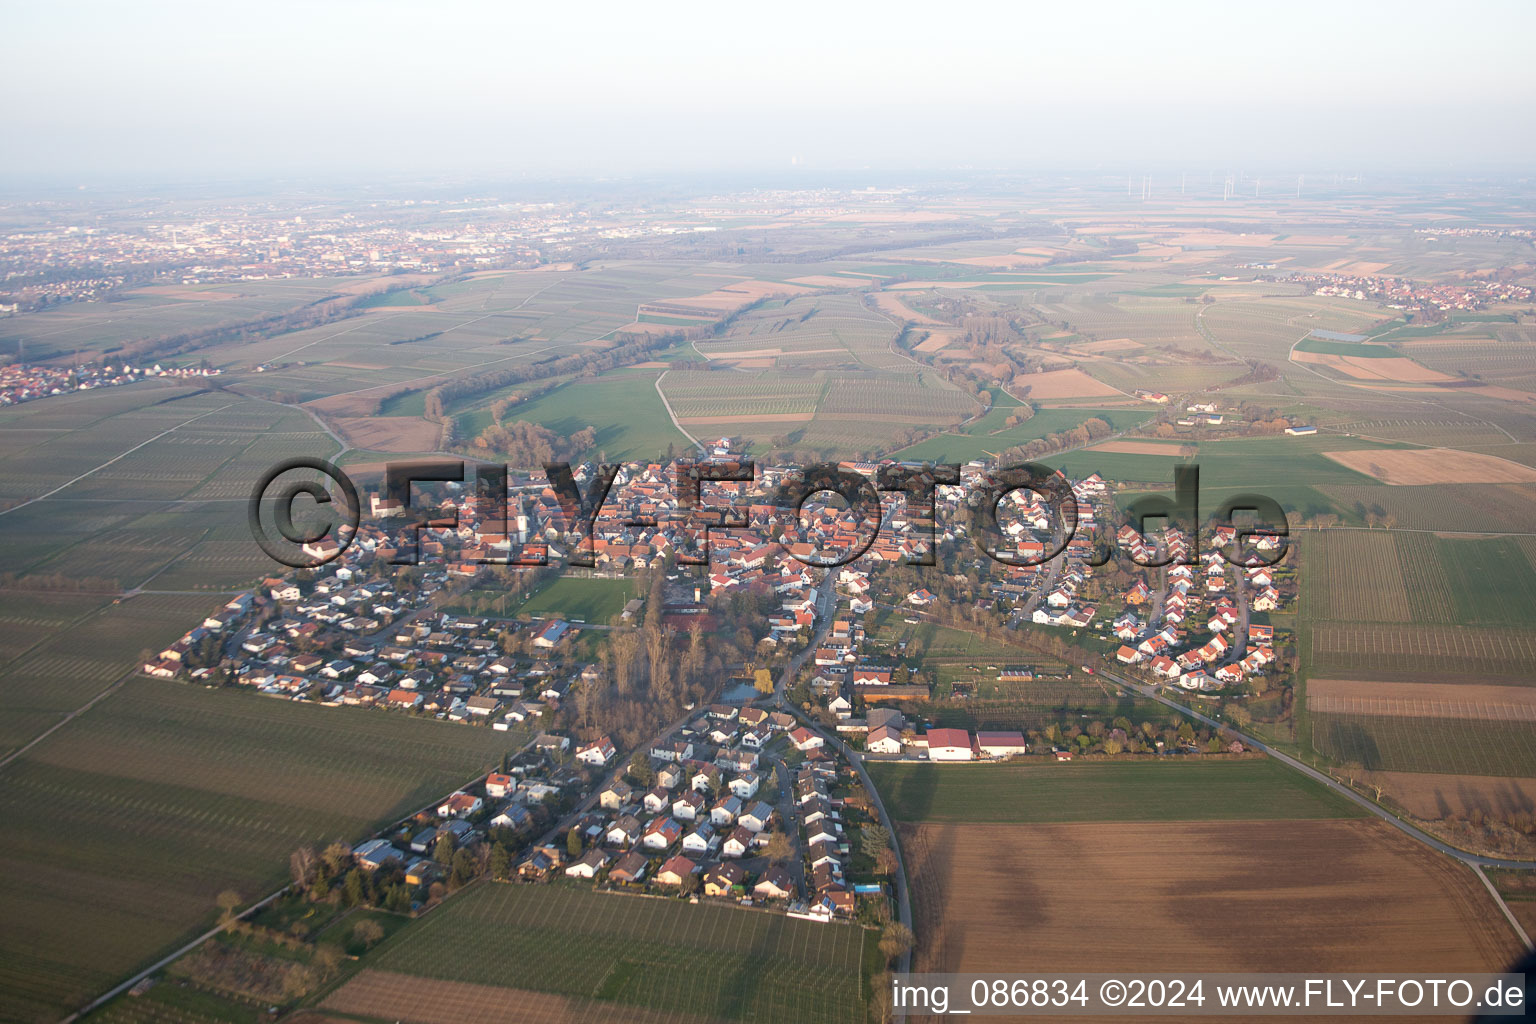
[
  {"left": 1096, "top": 667, "right": 1536, "bottom": 871},
  {"left": 1096, "top": 667, "right": 1535, "bottom": 949},
  {"left": 60, "top": 752, "right": 534, "bottom": 1023},
  {"left": 772, "top": 570, "right": 916, "bottom": 974},
  {"left": 653, "top": 370, "right": 704, "bottom": 452}
]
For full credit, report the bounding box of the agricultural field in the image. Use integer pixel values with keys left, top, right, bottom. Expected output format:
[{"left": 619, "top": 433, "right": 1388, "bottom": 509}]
[
  {"left": 461, "top": 369, "right": 691, "bottom": 462},
  {"left": 898, "top": 408, "right": 1158, "bottom": 463},
  {"left": 1318, "top": 481, "right": 1536, "bottom": 533},
  {"left": 1310, "top": 712, "right": 1536, "bottom": 777},
  {"left": 1360, "top": 772, "right": 1536, "bottom": 822},
  {"left": 1299, "top": 531, "right": 1457, "bottom": 624},
  {"left": 867, "top": 759, "right": 1366, "bottom": 824},
  {"left": 1054, "top": 432, "right": 1401, "bottom": 492},
  {"left": 0, "top": 680, "right": 524, "bottom": 1024},
  {"left": 1308, "top": 621, "right": 1536, "bottom": 682},
  {"left": 695, "top": 292, "right": 908, "bottom": 371},
  {"left": 0, "top": 277, "right": 382, "bottom": 362},
  {"left": 901, "top": 820, "right": 1519, "bottom": 976},
  {"left": 326, "top": 882, "right": 875, "bottom": 1024},
  {"left": 1322, "top": 446, "right": 1536, "bottom": 485},
  {"left": 1298, "top": 531, "right": 1536, "bottom": 690}
]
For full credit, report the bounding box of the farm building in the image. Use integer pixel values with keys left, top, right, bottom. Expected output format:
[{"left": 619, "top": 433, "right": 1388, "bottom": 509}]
[
  {"left": 926, "top": 727, "right": 973, "bottom": 761},
  {"left": 976, "top": 731, "right": 1028, "bottom": 759}
]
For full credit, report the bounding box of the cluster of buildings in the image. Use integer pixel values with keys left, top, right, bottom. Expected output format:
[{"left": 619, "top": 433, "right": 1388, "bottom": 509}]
[
  {"left": 0, "top": 361, "right": 219, "bottom": 406},
  {"left": 1283, "top": 271, "right": 1531, "bottom": 314},
  {"left": 1111, "top": 525, "right": 1285, "bottom": 691},
  {"left": 528, "top": 704, "right": 867, "bottom": 919}
]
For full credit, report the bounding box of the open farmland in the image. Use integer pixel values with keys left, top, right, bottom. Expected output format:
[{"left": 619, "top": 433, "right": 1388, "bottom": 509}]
[
  {"left": 1350, "top": 771, "right": 1536, "bottom": 821},
  {"left": 1299, "top": 531, "right": 1457, "bottom": 624},
  {"left": 325, "top": 971, "right": 722, "bottom": 1024},
  {"left": 464, "top": 370, "right": 690, "bottom": 462},
  {"left": 1310, "top": 712, "right": 1536, "bottom": 777},
  {"left": 0, "top": 681, "right": 523, "bottom": 1024},
  {"left": 0, "top": 277, "right": 381, "bottom": 362},
  {"left": 901, "top": 820, "right": 1519, "bottom": 979},
  {"left": 1322, "top": 447, "right": 1536, "bottom": 485},
  {"left": 1309, "top": 621, "right": 1536, "bottom": 681},
  {"left": 333, "top": 882, "right": 874, "bottom": 1024},
  {"left": 893, "top": 406, "right": 1149, "bottom": 463},
  {"left": 696, "top": 292, "right": 908, "bottom": 370},
  {"left": 867, "top": 759, "right": 1365, "bottom": 824},
  {"left": 1307, "top": 679, "right": 1536, "bottom": 720},
  {"left": 1318, "top": 482, "right": 1536, "bottom": 533}
]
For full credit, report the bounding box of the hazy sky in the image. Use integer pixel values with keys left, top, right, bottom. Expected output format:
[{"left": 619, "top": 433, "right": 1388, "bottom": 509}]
[{"left": 4, "top": 0, "right": 1534, "bottom": 181}]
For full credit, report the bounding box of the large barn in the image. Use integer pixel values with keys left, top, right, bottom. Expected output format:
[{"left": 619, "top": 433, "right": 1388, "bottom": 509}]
[{"left": 925, "top": 727, "right": 973, "bottom": 761}]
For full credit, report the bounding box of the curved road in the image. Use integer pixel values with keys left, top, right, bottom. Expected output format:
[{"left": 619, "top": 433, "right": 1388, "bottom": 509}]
[
  {"left": 1096, "top": 665, "right": 1535, "bottom": 951},
  {"left": 1098, "top": 667, "right": 1536, "bottom": 871},
  {"left": 771, "top": 570, "right": 915, "bottom": 973}
]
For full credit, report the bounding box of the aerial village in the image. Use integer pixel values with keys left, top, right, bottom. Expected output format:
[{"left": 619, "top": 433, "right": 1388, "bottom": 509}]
[{"left": 143, "top": 438, "right": 1295, "bottom": 920}]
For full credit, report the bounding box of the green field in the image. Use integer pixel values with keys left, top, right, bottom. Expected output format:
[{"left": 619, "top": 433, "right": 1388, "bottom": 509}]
[
  {"left": 1437, "top": 536, "right": 1536, "bottom": 628},
  {"left": 869, "top": 759, "right": 1368, "bottom": 824},
  {"left": 1067, "top": 434, "right": 1403, "bottom": 496},
  {"left": 895, "top": 406, "right": 1149, "bottom": 463},
  {"left": 345, "top": 882, "right": 875, "bottom": 1023},
  {"left": 457, "top": 370, "right": 690, "bottom": 461},
  {"left": 1311, "top": 713, "right": 1536, "bottom": 777},
  {"left": 516, "top": 576, "right": 636, "bottom": 623},
  {"left": 1293, "top": 337, "right": 1400, "bottom": 357},
  {"left": 0, "top": 680, "right": 524, "bottom": 1024}
]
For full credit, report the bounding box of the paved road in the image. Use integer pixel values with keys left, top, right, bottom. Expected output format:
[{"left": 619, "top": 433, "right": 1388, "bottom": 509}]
[
  {"left": 529, "top": 706, "right": 698, "bottom": 853},
  {"left": 757, "top": 751, "right": 807, "bottom": 896},
  {"left": 653, "top": 370, "right": 704, "bottom": 453},
  {"left": 772, "top": 570, "right": 915, "bottom": 973},
  {"left": 1097, "top": 667, "right": 1536, "bottom": 873}
]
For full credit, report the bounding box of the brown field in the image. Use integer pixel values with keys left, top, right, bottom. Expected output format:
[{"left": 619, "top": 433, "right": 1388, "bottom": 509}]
[
  {"left": 1168, "top": 232, "right": 1277, "bottom": 247},
  {"left": 952, "top": 252, "right": 1056, "bottom": 268},
  {"left": 1072, "top": 337, "right": 1143, "bottom": 355},
  {"left": 889, "top": 279, "right": 1051, "bottom": 291},
  {"left": 306, "top": 387, "right": 410, "bottom": 417},
  {"left": 126, "top": 286, "right": 241, "bottom": 302},
  {"left": 644, "top": 279, "right": 817, "bottom": 318},
  {"left": 333, "top": 416, "right": 441, "bottom": 452},
  {"left": 1355, "top": 771, "right": 1536, "bottom": 820},
  {"left": 1291, "top": 350, "right": 1453, "bottom": 382},
  {"left": 675, "top": 413, "right": 812, "bottom": 425},
  {"left": 1285, "top": 235, "right": 1357, "bottom": 247},
  {"left": 694, "top": 346, "right": 845, "bottom": 360},
  {"left": 1010, "top": 368, "right": 1124, "bottom": 399},
  {"left": 1310, "top": 622, "right": 1536, "bottom": 681},
  {"left": 1461, "top": 384, "right": 1536, "bottom": 403},
  {"left": 913, "top": 332, "right": 957, "bottom": 353},
  {"left": 1307, "top": 679, "right": 1536, "bottom": 721},
  {"left": 903, "top": 820, "right": 1518, "bottom": 977},
  {"left": 1322, "top": 448, "right": 1536, "bottom": 485},
  {"left": 1084, "top": 440, "right": 1187, "bottom": 456},
  {"left": 786, "top": 275, "right": 863, "bottom": 288},
  {"left": 325, "top": 361, "right": 389, "bottom": 371},
  {"left": 323, "top": 970, "right": 723, "bottom": 1024},
  {"left": 870, "top": 290, "right": 946, "bottom": 324},
  {"left": 616, "top": 321, "right": 682, "bottom": 335}
]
